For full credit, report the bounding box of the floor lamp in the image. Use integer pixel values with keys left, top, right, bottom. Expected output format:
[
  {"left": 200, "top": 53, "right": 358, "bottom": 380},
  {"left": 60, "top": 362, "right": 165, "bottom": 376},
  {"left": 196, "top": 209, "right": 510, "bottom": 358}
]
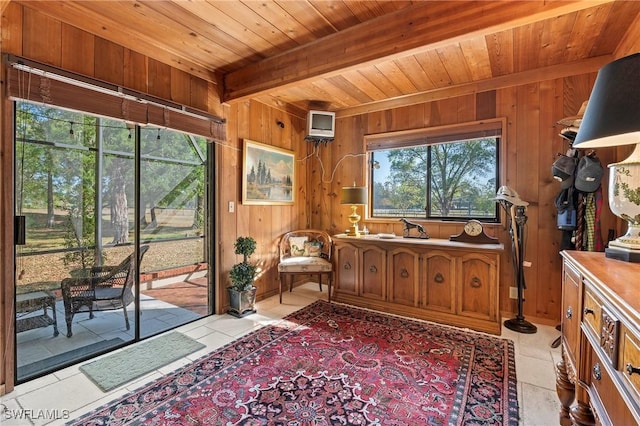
[{"left": 495, "top": 186, "right": 538, "bottom": 334}]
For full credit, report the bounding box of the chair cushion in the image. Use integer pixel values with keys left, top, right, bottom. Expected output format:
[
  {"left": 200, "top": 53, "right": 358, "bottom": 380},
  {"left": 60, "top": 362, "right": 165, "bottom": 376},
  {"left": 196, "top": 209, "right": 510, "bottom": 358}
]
[
  {"left": 304, "top": 240, "right": 322, "bottom": 257},
  {"left": 289, "top": 236, "right": 308, "bottom": 256},
  {"left": 93, "top": 287, "right": 123, "bottom": 300},
  {"left": 278, "top": 256, "right": 332, "bottom": 273}
]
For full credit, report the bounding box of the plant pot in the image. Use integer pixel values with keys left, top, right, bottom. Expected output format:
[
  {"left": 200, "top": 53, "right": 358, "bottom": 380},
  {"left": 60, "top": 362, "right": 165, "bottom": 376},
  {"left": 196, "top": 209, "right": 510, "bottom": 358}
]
[{"left": 227, "top": 286, "right": 257, "bottom": 318}]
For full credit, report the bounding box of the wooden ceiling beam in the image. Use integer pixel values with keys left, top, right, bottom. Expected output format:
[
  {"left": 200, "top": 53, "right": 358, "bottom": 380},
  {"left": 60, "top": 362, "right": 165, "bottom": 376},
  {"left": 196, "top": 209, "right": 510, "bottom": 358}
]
[
  {"left": 334, "top": 55, "right": 612, "bottom": 118},
  {"left": 224, "top": 0, "right": 614, "bottom": 104}
]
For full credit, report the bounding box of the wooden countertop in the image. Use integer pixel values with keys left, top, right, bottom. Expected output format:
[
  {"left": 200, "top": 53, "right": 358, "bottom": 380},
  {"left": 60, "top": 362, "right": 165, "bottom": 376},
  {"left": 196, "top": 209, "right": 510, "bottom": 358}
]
[{"left": 333, "top": 233, "right": 504, "bottom": 252}]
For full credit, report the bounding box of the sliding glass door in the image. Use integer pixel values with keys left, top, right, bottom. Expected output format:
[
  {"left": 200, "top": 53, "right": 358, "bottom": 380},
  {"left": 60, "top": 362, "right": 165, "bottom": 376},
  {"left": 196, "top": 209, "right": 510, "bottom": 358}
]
[
  {"left": 137, "top": 126, "right": 209, "bottom": 338},
  {"left": 14, "top": 101, "right": 211, "bottom": 383}
]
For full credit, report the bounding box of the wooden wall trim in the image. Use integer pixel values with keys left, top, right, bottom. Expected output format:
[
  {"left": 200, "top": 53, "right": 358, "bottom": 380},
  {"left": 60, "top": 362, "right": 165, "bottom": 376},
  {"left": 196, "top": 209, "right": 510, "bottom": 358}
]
[
  {"left": 1, "top": 62, "right": 16, "bottom": 395},
  {"left": 364, "top": 118, "right": 503, "bottom": 149}
]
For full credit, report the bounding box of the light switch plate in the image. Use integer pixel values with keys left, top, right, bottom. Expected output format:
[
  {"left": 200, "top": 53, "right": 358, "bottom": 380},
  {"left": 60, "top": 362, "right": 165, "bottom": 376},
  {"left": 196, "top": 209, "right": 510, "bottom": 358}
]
[{"left": 509, "top": 287, "right": 518, "bottom": 299}]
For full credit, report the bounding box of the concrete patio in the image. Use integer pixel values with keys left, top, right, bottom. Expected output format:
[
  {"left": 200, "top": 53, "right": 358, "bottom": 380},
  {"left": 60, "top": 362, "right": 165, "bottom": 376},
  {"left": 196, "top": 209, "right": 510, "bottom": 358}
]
[{"left": 16, "top": 275, "right": 207, "bottom": 382}]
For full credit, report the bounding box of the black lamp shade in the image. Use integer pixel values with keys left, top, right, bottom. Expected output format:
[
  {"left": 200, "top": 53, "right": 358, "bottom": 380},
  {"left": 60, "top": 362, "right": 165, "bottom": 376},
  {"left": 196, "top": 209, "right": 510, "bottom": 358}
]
[
  {"left": 573, "top": 53, "right": 640, "bottom": 148},
  {"left": 341, "top": 186, "right": 367, "bottom": 205}
]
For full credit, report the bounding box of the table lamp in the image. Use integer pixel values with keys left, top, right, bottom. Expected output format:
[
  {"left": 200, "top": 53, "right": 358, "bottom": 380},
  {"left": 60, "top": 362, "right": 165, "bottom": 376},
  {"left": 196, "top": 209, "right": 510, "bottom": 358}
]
[
  {"left": 341, "top": 184, "right": 367, "bottom": 236},
  {"left": 572, "top": 53, "right": 640, "bottom": 262}
]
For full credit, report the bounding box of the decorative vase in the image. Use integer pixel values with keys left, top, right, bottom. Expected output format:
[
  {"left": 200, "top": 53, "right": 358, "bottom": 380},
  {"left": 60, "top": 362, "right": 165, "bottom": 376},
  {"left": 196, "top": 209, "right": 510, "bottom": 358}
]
[
  {"left": 604, "top": 145, "right": 640, "bottom": 262},
  {"left": 227, "top": 286, "right": 257, "bottom": 318},
  {"left": 608, "top": 145, "right": 640, "bottom": 249}
]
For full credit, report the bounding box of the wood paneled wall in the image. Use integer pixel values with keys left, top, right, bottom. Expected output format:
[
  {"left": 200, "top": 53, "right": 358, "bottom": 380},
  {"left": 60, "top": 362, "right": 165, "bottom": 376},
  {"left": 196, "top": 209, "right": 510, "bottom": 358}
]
[
  {"left": 219, "top": 99, "right": 311, "bottom": 306},
  {"left": 309, "top": 79, "right": 626, "bottom": 326}
]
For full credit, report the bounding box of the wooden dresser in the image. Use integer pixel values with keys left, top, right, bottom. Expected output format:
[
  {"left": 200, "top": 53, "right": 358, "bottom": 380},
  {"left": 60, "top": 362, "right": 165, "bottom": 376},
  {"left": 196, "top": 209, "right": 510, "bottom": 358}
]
[
  {"left": 332, "top": 234, "right": 503, "bottom": 335},
  {"left": 557, "top": 251, "right": 640, "bottom": 425}
]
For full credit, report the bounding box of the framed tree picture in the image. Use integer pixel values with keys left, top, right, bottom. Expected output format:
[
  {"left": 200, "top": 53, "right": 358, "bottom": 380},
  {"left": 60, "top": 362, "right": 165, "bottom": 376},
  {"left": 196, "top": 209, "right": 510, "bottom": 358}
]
[{"left": 242, "top": 139, "right": 295, "bottom": 205}]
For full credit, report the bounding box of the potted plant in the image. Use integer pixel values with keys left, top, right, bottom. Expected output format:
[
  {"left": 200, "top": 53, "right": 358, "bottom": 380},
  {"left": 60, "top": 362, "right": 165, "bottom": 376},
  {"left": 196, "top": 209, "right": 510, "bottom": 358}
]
[{"left": 228, "top": 236, "right": 258, "bottom": 317}]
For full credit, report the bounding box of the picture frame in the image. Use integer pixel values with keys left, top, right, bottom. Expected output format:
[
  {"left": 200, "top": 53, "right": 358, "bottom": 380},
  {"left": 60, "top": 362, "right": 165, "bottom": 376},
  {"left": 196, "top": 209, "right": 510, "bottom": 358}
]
[{"left": 242, "top": 139, "right": 295, "bottom": 205}]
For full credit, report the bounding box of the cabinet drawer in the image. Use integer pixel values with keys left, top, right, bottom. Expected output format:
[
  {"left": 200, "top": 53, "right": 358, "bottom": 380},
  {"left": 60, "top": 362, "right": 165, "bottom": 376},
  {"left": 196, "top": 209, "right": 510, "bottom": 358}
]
[
  {"left": 583, "top": 287, "right": 602, "bottom": 339},
  {"left": 620, "top": 326, "right": 640, "bottom": 402},
  {"left": 587, "top": 339, "right": 636, "bottom": 426}
]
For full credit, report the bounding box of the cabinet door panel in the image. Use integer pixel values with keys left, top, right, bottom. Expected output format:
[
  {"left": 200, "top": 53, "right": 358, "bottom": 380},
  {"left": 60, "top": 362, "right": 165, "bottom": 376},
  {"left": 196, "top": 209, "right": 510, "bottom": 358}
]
[
  {"left": 423, "top": 252, "right": 455, "bottom": 313},
  {"left": 562, "top": 261, "right": 580, "bottom": 367},
  {"left": 361, "top": 247, "right": 386, "bottom": 301},
  {"left": 388, "top": 249, "right": 419, "bottom": 307},
  {"left": 458, "top": 254, "right": 497, "bottom": 320},
  {"left": 334, "top": 243, "right": 358, "bottom": 296}
]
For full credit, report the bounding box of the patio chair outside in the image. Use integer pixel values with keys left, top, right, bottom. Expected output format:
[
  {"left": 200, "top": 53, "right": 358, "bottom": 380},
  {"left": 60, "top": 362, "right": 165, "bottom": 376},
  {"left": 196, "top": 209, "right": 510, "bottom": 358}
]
[{"left": 61, "top": 245, "right": 149, "bottom": 337}]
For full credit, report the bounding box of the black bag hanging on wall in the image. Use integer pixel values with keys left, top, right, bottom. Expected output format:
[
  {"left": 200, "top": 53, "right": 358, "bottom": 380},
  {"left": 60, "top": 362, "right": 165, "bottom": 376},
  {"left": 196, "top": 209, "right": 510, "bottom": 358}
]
[{"left": 556, "top": 186, "right": 577, "bottom": 230}]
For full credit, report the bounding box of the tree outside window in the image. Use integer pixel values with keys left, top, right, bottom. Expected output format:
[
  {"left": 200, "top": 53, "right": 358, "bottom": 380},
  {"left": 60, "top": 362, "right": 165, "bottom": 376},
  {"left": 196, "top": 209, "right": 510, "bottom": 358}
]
[{"left": 368, "top": 121, "right": 500, "bottom": 221}]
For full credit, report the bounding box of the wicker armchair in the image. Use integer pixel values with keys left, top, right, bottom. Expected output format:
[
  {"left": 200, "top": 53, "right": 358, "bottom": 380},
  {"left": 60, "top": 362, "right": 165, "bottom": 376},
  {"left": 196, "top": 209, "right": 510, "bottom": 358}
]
[
  {"left": 61, "top": 245, "right": 149, "bottom": 337},
  {"left": 278, "top": 230, "right": 333, "bottom": 303}
]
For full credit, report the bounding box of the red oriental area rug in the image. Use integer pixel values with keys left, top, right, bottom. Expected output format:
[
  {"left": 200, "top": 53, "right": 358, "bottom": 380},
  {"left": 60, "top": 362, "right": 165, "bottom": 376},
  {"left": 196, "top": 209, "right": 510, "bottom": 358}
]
[{"left": 70, "top": 301, "right": 518, "bottom": 425}]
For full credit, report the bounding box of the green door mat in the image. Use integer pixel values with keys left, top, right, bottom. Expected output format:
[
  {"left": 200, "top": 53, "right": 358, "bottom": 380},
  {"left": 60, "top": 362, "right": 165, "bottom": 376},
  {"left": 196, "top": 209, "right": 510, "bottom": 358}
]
[{"left": 80, "top": 331, "right": 205, "bottom": 392}]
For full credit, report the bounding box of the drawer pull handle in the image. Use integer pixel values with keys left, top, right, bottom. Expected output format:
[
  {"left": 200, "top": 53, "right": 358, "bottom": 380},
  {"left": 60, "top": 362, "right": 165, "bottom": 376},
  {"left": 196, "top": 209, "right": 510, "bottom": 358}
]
[
  {"left": 344, "top": 262, "right": 351, "bottom": 270},
  {"left": 369, "top": 265, "right": 377, "bottom": 273},
  {"left": 583, "top": 307, "right": 595, "bottom": 316},
  {"left": 400, "top": 268, "right": 409, "bottom": 278},
  {"left": 470, "top": 277, "right": 481, "bottom": 288},
  {"left": 565, "top": 307, "right": 573, "bottom": 319},
  {"left": 434, "top": 273, "right": 444, "bottom": 283},
  {"left": 626, "top": 363, "right": 640, "bottom": 377},
  {"left": 592, "top": 363, "right": 602, "bottom": 381}
]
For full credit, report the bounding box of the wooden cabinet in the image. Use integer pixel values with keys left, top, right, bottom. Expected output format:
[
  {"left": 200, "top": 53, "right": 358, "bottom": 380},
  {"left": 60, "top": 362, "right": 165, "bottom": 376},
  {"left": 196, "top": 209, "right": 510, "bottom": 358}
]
[
  {"left": 332, "top": 235, "right": 503, "bottom": 334},
  {"left": 557, "top": 251, "right": 640, "bottom": 426}
]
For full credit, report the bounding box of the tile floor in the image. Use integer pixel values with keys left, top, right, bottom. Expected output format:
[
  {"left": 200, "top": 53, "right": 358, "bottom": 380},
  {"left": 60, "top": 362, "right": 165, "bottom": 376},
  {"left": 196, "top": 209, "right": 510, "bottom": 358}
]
[{"left": 1, "top": 282, "right": 562, "bottom": 425}]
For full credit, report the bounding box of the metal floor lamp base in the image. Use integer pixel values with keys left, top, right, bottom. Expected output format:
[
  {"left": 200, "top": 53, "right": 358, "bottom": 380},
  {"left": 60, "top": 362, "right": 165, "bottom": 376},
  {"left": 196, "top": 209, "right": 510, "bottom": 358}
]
[{"left": 504, "top": 317, "right": 538, "bottom": 334}]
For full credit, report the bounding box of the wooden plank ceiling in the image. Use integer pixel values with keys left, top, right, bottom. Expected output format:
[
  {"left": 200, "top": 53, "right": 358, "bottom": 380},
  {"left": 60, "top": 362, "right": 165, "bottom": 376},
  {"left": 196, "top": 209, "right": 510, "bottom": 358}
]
[{"left": 9, "top": 0, "right": 640, "bottom": 118}]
